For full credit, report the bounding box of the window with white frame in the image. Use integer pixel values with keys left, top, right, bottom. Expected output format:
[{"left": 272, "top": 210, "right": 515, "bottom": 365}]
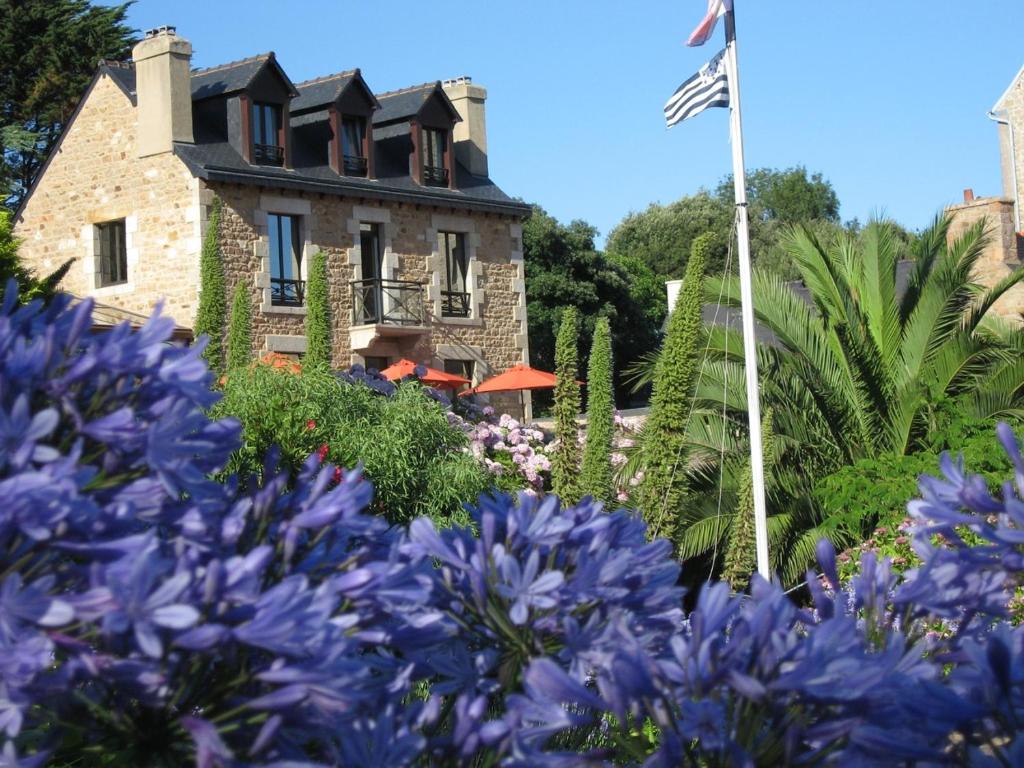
[
  {"left": 96, "top": 220, "right": 127, "bottom": 287},
  {"left": 439, "top": 231, "right": 470, "bottom": 318}
]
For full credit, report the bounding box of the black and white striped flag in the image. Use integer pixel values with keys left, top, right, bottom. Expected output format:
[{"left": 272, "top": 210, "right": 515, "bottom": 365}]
[{"left": 664, "top": 48, "right": 730, "bottom": 128}]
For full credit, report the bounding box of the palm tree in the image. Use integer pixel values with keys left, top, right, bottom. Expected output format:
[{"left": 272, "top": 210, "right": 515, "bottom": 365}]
[{"left": 668, "top": 216, "right": 1024, "bottom": 583}]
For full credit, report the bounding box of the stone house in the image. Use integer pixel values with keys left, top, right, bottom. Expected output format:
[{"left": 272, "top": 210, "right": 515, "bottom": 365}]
[
  {"left": 944, "top": 63, "right": 1024, "bottom": 321},
  {"left": 13, "top": 26, "right": 532, "bottom": 414}
]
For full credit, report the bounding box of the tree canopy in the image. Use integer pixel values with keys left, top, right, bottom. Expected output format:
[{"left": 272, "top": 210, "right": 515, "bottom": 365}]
[
  {"left": 522, "top": 204, "right": 663, "bottom": 403},
  {"left": 1, "top": 0, "right": 135, "bottom": 210},
  {"left": 606, "top": 166, "right": 853, "bottom": 281}
]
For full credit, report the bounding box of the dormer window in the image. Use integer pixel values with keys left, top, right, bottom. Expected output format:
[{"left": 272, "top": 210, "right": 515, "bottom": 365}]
[
  {"left": 421, "top": 127, "right": 448, "bottom": 187},
  {"left": 341, "top": 117, "right": 368, "bottom": 176},
  {"left": 251, "top": 102, "right": 284, "bottom": 166}
]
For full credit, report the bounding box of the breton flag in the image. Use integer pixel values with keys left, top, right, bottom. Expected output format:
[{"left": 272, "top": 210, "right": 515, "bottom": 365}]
[
  {"left": 687, "top": 0, "right": 732, "bottom": 46},
  {"left": 664, "top": 48, "right": 730, "bottom": 128}
]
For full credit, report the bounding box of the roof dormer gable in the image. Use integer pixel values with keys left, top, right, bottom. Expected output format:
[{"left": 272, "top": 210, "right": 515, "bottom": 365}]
[
  {"left": 190, "top": 52, "right": 298, "bottom": 103},
  {"left": 373, "top": 81, "right": 461, "bottom": 129},
  {"left": 292, "top": 69, "right": 379, "bottom": 117}
]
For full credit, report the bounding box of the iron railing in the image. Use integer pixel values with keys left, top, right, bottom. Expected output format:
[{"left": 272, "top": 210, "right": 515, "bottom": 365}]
[
  {"left": 441, "top": 290, "right": 471, "bottom": 318},
  {"left": 343, "top": 154, "right": 368, "bottom": 176},
  {"left": 253, "top": 143, "right": 285, "bottom": 166},
  {"left": 271, "top": 277, "right": 305, "bottom": 307},
  {"left": 351, "top": 278, "right": 424, "bottom": 326},
  {"left": 423, "top": 165, "right": 449, "bottom": 187}
]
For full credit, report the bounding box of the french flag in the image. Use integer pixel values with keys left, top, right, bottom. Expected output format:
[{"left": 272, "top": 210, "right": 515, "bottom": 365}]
[{"left": 687, "top": 0, "right": 732, "bottom": 47}]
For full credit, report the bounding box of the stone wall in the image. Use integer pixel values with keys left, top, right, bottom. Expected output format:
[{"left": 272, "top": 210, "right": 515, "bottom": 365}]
[
  {"left": 945, "top": 196, "right": 1024, "bottom": 321},
  {"left": 998, "top": 72, "right": 1024, "bottom": 222},
  {"left": 14, "top": 73, "right": 202, "bottom": 323},
  {"left": 212, "top": 184, "right": 530, "bottom": 416}
]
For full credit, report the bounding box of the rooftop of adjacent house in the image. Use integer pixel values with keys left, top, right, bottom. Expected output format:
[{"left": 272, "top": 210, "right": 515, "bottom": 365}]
[{"left": 96, "top": 53, "right": 527, "bottom": 217}]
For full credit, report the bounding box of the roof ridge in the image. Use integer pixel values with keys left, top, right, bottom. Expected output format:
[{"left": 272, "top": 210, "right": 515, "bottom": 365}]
[
  {"left": 295, "top": 69, "right": 358, "bottom": 88},
  {"left": 191, "top": 52, "right": 272, "bottom": 77},
  {"left": 375, "top": 81, "right": 438, "bottom": 99},
  {"left": 99, "top": 59, "right": 134, "bottom": 69}
]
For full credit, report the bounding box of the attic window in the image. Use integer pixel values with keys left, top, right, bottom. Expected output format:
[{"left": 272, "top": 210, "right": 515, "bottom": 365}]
[
  {"left": 421, "top": 128, "right": 448, "bottom": 187},
  {"left": 251, "top": 102, "right": 284, "bottom": 166},
  {"left": 341, "top": 117, "right": 368, "bottom": 176}
]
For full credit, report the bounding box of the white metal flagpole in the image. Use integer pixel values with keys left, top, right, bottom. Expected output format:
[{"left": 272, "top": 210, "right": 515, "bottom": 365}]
[{"left": 723, "top": 3, "right": 770, "bottom": 580}]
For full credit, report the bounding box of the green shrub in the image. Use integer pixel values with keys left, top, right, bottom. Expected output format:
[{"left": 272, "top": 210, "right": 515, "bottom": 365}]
[
  {"left": 195, "top": 197, "right": 226, "bottom": 374},
  {"left": 551, "top": 306, "right": 582, "bottom": 503},
  {"left": 636, "top": 233, "right": 709, "bottom": 541},
  {"left": 580, "top": 316, "right": 614, "bottom": 502},
  {"left": 226, "top": 283, "right": 252, "bottom": 371},
  {"left": 304, "top": 250, "right": 331, "bottom": 369},
  {"left": 211, "top": 365, "right": 490, "bottom": 527}
]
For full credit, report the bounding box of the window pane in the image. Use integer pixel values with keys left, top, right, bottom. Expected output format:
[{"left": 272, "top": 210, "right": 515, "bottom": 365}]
[
  {"left": 278, "top": 216, "right": 294, "bottom": 280},
  {"left": 360, "top": 223, "right": 380, "bottom": 280},
  {"left": 269, "top": 215, "right": 283, "bottom": 279},
  {"left": 342, "top": 118, "right": 364, "bottom": 157},
  {"left": 96, "top": 220, "right": 127, "bottom": 287}
]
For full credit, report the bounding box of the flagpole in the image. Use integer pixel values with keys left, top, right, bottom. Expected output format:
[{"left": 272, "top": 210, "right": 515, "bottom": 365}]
[{"left": 723, "top": 3, "right": 770, "bottom": 580}]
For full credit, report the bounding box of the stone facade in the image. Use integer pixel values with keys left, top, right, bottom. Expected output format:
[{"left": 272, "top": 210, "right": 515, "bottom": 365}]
[
  {"left": 945, "top": 196, "right": 1024, "bottom": 321},
  {"left": 14, "top": 73, "right": 202, "bottom": 321},
  {"left": 13, "top": 67, "right": 530, "bottom": 416},
  {"left": 994, "top": 66, "right": 1024, "bottom": 229},
  {"left": 213, "top": 184, "right": 529, "bottom": 415}
]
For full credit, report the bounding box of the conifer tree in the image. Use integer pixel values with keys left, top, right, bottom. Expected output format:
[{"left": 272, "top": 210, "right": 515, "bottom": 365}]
[
  {"left": 551, "top": 306, "right": 582, "bottom": 502},
  {"left": 226, "top": 283, "right": 252, "bottom": 371},
  {"left": 304, "top": 250, "right": 331, "bottom": 368},
  {"left": 580, "top": 316, "right": 614, "bottom": 503},
  {"left": 636, "top": 232, "right": 710, "bottom": 541},
  {"left": 194, "top": 197, "right": 226, "bottom": 374},
  {"left": 722, "top": 409, "right": 776, "bottom": 592}
]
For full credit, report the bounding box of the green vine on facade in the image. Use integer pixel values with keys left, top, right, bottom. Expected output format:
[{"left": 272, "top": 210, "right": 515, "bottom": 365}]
[
  {"left": 304, "top": 250, "right": 331, "bottom": 368},
  {"left": 194, "top": 197, "right": 226, "bottom": 375},
  {"left": 226, "top": 282, "right": 252, "bottom": 371}
]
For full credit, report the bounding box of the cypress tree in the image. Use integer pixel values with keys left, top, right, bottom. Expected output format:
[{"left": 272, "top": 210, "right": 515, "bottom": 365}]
[
  {"left": 723, "top": 409, "right": 776, "bottom": 592},
  {"left": 226, "top": 283, "right": 252, "bottom": 371},
  {"left": 580, "top": 316, "right": 614, "bottom": 503},
  {"left": 194, "top": 197, "right": 226, "bottom": 374},
  {"left": 636, "top": 233, "right": 710, "bottom": 541},
  {"left": 304, "top": 250, "right": 331, "bottom": 368},
  {"left": 551, "top": 306, "right": 582, "bottom": 502}
]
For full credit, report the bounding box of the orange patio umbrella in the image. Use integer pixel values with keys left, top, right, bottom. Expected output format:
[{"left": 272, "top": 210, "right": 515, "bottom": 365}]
[
  {"left": 459, "top": 364, "right": 581, "bottom": 397},
  {"left": 379, "top": 358, "right": 471, "bottom": 389}
]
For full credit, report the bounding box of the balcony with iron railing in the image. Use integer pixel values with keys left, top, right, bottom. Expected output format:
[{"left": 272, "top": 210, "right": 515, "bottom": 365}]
[
  {"left": 441, "top": 290, "right": 471, "bottom": 318},
  {"left": 253, "top": 143, "right": 285, "bottom": 167},
  {"left": 271, "top": 277, "right": 305, "bottom": 307},
  {"left": 423, "top": 165, "right": 449, "bottom": 187},
  {"left": 351, "top": 278, "right": 425, "bottom": 326},
  {"left": 343, "top": 154, "right": 368, "bottom": 177}
]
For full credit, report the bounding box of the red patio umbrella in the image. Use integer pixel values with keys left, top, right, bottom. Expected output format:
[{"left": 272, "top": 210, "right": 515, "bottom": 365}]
[
  {"left": 379, "top": 358, "right": 471, "bottom": 389},
  {"left": 459, "top": 364, "right": 561, "bottom": 396}
]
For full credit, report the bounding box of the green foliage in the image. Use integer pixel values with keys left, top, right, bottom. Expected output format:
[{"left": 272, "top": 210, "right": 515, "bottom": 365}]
[
  {"left": 705, "top": 216, "right": 1024, "bottom": 464},
  {"left": 715, "top": 166, "right": 840, "bottom": 224},
  {"left": 304, "top": 250, "right": 331, "bottom": 369},
  {"left": 0, "top": 209, "right": 72, "bottom": 301},
  {"left": 226, "top": 283, "right": 252, "bottom": 371},
  {"left": 195, "top": 197, "right": 226, "bottom": 375},
  {"left": 636, "top": 234, "right": 708, "bottom": 541},
  {"left": 606, "top": 166, "right": 889, "bottom": 282},
  {"left": 2, "top": 0, "right": 134, "bottom": 210},
  {"left": 212, "top": 365, "right": 490, "bottom": 527},
  {"left": 722, "top": 409, "right": 775, "bottom": 591},
  {"left": 522, "top": 204, "right": 661, "bottom": 405},
  {"left": 580, "top": 317, "right": 614, "bottom": 503},
  {"left": 551, "top": 306, "right": 582, "bottom": 503}
]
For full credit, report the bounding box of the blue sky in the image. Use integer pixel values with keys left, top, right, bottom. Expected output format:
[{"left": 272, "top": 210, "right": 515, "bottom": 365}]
[{"left": 125, "top": 1, "right": 1024, "bottom": 247}]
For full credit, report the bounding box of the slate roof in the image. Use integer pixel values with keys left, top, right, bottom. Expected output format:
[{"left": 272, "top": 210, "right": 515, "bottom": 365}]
[
  {"left": 190, "top": 53, "right": 299, "bottom": 101},
  {"left": 291, "top": 70, "right": 380, "bottom": 113},
  {"left": 93, "top": 54, "right": 527, "bottom": 217},
  {"left": 373, "top": 82, "right": 459, "bottom": 125}
]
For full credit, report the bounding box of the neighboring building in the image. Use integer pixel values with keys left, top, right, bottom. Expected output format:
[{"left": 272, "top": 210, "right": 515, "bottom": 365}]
[
  {"left": 944, "top": 64, "right": 1024, "bottom": 322},
  {"left": 14, "top": 26, "right": 532, "bottom": 414}
]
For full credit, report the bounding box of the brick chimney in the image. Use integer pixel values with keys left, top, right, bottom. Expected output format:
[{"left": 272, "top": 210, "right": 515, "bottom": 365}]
[
  {"left": 132, "top": 26, "right": 193, "bottom": 157},
  {"left": 442, "top": 76, "right": 488, "bottom": 178}
]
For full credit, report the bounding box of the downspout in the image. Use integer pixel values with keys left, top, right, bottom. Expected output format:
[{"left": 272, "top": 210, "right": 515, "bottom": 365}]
[{"left": 988, "top": 109, "right": 1022, "bottom": 233}]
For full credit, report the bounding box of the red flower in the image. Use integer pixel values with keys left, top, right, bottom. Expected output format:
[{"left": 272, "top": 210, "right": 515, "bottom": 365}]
[
  {"left": 317, "top": 444, "right": 329, "bottom": 462},
  {"left": 306, "top": 419, "right": 317, "bottom": 431},
  {"left": 333, "top": 467, "right": 342, "bottom": 484}
]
